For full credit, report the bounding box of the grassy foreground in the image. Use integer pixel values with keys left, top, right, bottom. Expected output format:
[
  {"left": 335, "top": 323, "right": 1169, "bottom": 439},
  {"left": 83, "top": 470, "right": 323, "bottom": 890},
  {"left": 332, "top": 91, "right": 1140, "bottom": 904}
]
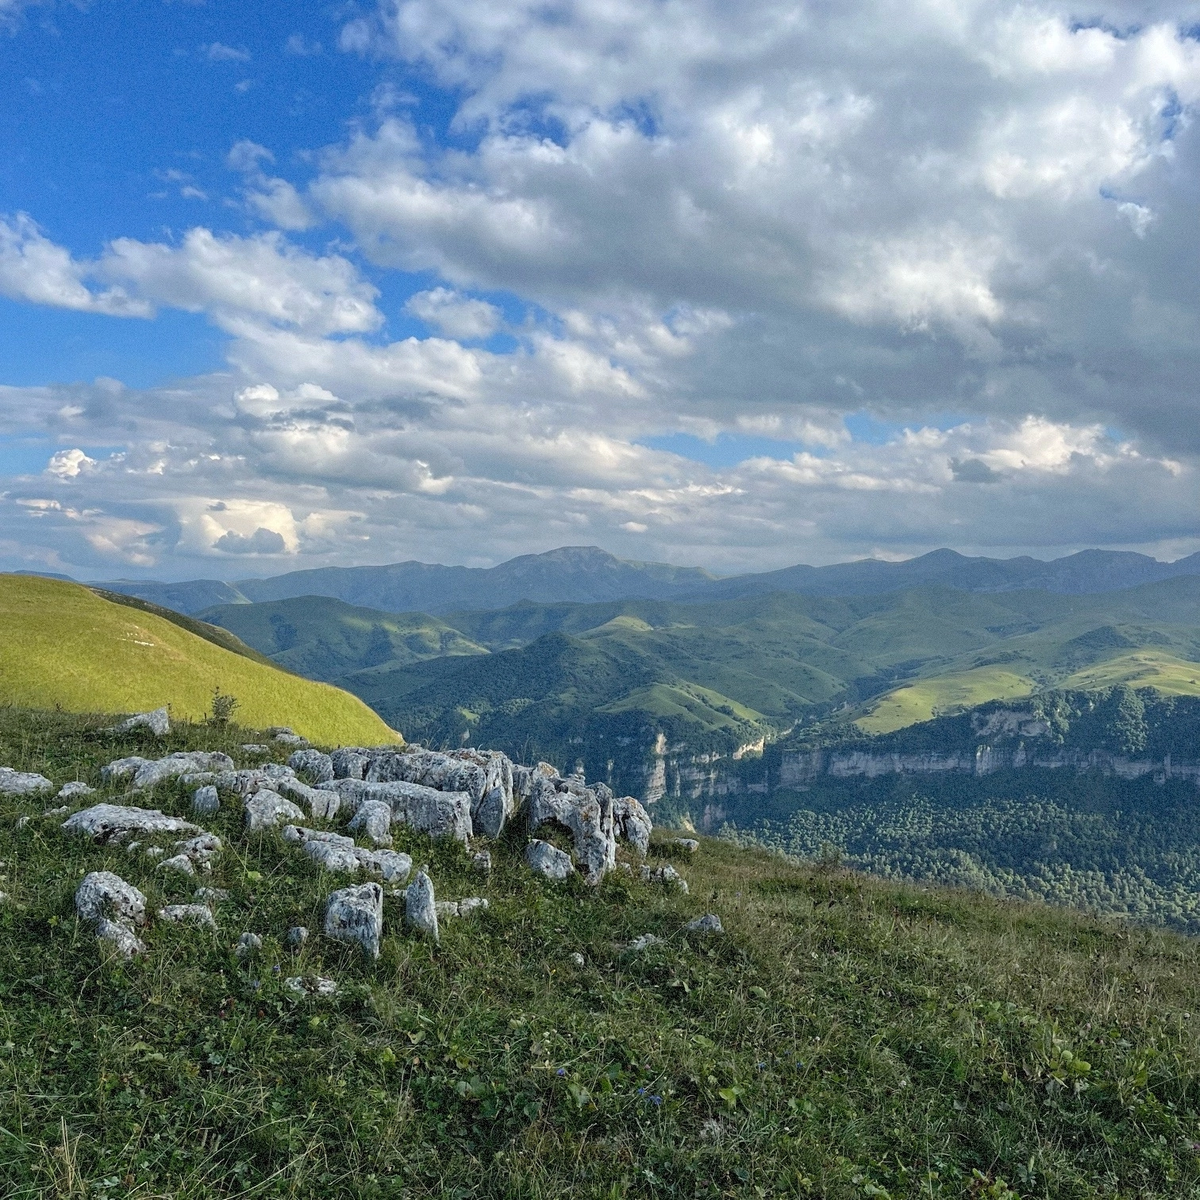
[
  {"left": 4, "top": 709, "right": 1200, "bottom": 1198},
  {"left": 0, "top": 575, "right": 399, "bottom": 746}
]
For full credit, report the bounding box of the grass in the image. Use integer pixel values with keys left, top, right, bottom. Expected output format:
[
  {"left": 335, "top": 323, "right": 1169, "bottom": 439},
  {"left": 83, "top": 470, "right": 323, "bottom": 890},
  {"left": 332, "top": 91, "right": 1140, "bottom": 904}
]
[
  {"left": 856, "top": 669, "right": 1037, "bottom": 734},
  {"left": 0, "top": 575, "right": 399, "bottom": 747},
  {"left": 4, "top": 708, "right": 1200, "bottom": 1196},
  {"left": 1061, "top": 650, "right": 1200, "bottom": 696}
]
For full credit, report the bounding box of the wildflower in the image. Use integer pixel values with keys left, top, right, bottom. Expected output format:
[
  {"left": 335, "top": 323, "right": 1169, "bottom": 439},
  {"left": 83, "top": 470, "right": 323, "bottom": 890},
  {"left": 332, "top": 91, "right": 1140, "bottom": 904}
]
[
  {"left": 755, "top": 1061, "right": 767, "bottom": 1070},
  {"left": 636, "top": 1087, "right": 646, "bottom": 1096},
  {"left": 650, "top": 1094, "right": 663, "bottom": 1106},
  {"left": 556, "top": 1067, "right": 567, "bottom": 1077}
]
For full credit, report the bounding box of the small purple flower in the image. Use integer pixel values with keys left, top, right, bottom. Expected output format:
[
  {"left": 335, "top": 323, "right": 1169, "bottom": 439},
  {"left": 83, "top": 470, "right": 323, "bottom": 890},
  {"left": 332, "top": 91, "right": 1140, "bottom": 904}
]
[
  {"left": 556, "top": 1067, "right": 567, "bottom": 1077},
  {"left": 636, "top": 1087, "right": 646, "bottom": 1097},
  {"left": 649, "top": 1094, "right": 663, "bottom": 1106},
  {"left": 271, "top": 964, "right": 281, "bottom": 975},
  {"left": 755, "top": 1061, "right": 767, "bottom": 1070}
]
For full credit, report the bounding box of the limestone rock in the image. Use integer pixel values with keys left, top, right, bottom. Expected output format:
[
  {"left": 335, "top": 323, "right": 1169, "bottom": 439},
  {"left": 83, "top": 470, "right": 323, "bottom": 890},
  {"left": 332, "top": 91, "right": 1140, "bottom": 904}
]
[
  {"left": 434, "top": 900, "right": 459, "bottom": 918},
  {"left": 244, "top": 789, "right": 305, "bottom": 830},
  {"left": 76, "top": 871, "right": 147, "bottom": 925},
  {"left": 640, "top": 864, "right": 689, "bottom": 893},
  {"left": 525, "top": 839, "right": 574, "bottom": 881},
  {"left": 348, "top": 799, "right": 393, "bottom": 845},
  {"left": 332, "top": 779, "right": 473, "bottom": 845},
  {"left": 240, "top": 744, "right": 270, "bottom": 755},
  {"left": 357, "top": 848, "right": 412, "bottom": 883},
  {"left": 286, "top": 925, "right": 308, "bottom": 949},
  {"left": 671, "top": 837, "right": 700, "bottom": 855},
  {"left": 102, "top": 751, "right": 234, "bottom": 790},
  {"left": 96, "top": 918, "right": 147, "bottom": 957},
  {"left": 527, "top": 776, "right": 614, "bottom": 884},
  {"left": 614, "top": 796, "right": 654, "bottom": 855},
  {"left": 283, "top": 825, "right": 411, "bottom": 882},
  {"left": 685, "top": 913, "right": 723, "bottom": 933},
  {"left": 285, "top": 975, "right": 338, "bottom": 996},
  {"left": 276, "top": 775, "right": 340, "bottom": 821},
  {"left": 330, "top": 748, "right": 370, "bottom": 780},
  {"left": 269, "top": 727, "right": 307, "bottom": 747},
  {"left": 0, "top": 766, "right": 53, "bottom": 795},
  {"left": 324, "top": 882, "right": 384, "bottom": 958},
  {"left": 194, "top": 887, "right": 228, "bottom": 905},
  {"left": 404, "top": 870, "right": 438, "bottom": 942},
  {"left": 288, "top": 749, "right": 334, "bottom": 784},
  {"left": 63, "top": 804, "right": 201, "bottom": 843},
  {"left": 472, "top": 850, "right": 493, "bottom": 875},
  {"left": 236, "top": 932, "right": 262, "bottom": 957},
  {"left": 156, "top": 854, "right": 196, "bottom": 876},
  {"left": 110, "top": 707, "right": 170, "bottom": 736},
  {"left": 158, "top": 903, "right": 217, "bottom": 929},
  {"left": 192, "top": 785, "right": 219, "bottom": 816},
  {"left": 56, "top": 781, "right": 95, "bottom": 800},
  {"left": 458, "top": 897, "right": 489, "bottom": 916},
  {"left": 628, "top": 933, "right": 663, "bottom": 952}
]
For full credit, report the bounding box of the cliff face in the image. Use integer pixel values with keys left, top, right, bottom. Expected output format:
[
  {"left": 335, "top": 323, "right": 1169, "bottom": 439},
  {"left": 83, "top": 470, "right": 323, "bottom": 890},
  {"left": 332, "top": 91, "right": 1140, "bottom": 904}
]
[{"left": 634, "top": 732, "right": 771, "bottom": 805}]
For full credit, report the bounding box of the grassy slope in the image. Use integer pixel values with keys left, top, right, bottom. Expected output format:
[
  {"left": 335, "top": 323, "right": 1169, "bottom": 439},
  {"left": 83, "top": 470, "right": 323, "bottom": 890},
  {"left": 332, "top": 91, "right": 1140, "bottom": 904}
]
[
  {"left": 857, "top": 668, "right": 1039, "bottom": 734},
  {"left": 0, "top": 575, "right": 399, "bottom": 747},
  {"left": 4, "top": 708, "right": 1200, "bottom": 1197}
]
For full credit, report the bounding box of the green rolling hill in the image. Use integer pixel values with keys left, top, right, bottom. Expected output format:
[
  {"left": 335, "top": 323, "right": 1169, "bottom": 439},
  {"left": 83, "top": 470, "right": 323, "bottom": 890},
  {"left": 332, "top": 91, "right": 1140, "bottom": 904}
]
[{"left": 0, "top": 575, "right": 400, "bottom": 747}]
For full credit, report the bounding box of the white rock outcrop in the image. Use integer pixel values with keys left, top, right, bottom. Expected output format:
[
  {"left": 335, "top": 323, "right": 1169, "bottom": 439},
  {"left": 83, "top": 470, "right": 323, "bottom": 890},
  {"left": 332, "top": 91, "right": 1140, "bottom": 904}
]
[
  {"left": 63, "top": 804, "right": 201, "bottom": 842},
  {"left": 75, "top": 871, "right": 147, "bottom": 957},
  {"left": 244, "top": 789, "right": 305, "bottom": 830},
  {"left": 404, "top": 870, "right": 439, "bottom": 942},
  {"left": 110, "top": 707, "right": 170, "bottom": 736},
  {"left": 332, "top": 779, "right": 473, "bottom": 845},
  {"left": 0, "top": 766, "right": 54, "bottom": 795},
  {"left": 158, "top": 904, "right": 217, "bottom": 929},
  {"left": 102, "top": 751, "right": 234, "bottom": 790},
  {"left": 524, "top": 839, "right": 574, "bottom": 881}
]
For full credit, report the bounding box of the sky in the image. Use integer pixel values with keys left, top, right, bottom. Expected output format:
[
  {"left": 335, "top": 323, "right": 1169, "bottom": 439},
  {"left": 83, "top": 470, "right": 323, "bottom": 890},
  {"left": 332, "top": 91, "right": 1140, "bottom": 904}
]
[{"left": 2, "top": 0, "right": 1200, "bottom": 580}]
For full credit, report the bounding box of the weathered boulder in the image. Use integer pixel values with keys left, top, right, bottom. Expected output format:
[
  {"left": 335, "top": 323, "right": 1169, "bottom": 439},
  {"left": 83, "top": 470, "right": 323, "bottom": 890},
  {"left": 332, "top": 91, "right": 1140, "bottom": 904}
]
[
  {"left": 244, "top": 789, "right": 305, "bottom": 830},
  {"left": 57, "top": 781, "right": 95, "bottom": 800},
  {"left": 641, "top": 864, "right": 689, "bottom": 893},
  {"left": 158, "top": 903, "right": 217, "bottom": 929},
  {"left": 324, "top": 882, "right": 384, "bottom": 958},
  {"left": 110, "top": 707, "right": 170, "bottom": 736},
  {"left": 236, "top": 932, "right": 262, "bottom": 957},
  {"left": 76, "top": 872, "right": 147, "bottom": 957},
  {"left": 283, "top": 825, "right": 412, "bottom": 882},
  {"left": 404, "top": 870, "right": 438, "bottom": 942},
  {"left": 192, "top": 785, "right": 219, "bottom": 816},
  {"left": 286, "top": 925, "right": 308, "bottom": 949},
  {"left": 332, "top": 779, "right": 473, "bottom": 844},
  {"left": 525, "top": 839, "right": 574, "bottom": 881},
  {"left": 348, "top": 799, "right": 393, "bottom": 845},
  {"left": 527, "top": 776, "right": 615, "bottom": 884},
  {"left": 63, "top": 804, "right": 201, "bottom": 843},
  {"left": 458, "top": 897, "right": 489, "bottom": 916},
  {"left": 156, "top": 853, "right": 195, "bottom": 876},
  {"left": 76, "top": 870, "right": 146, "bottom": 925},
  {"left": 614, "top": 796, "right": 653, "bottom": 855},
  {"left": 330, "top": 748, "right": 370, "bottom": 780},
  {"left": 0, "top": 766, "right": 53, "bottom": 795},
  {"left": 269, "top": 727, "right": 307, "bottom": 747},
  {"left": 685, "top": 913, "right": 723, "bottom": 933},
  {"left": 671, "top": 837, "right": 700, "bottom": 855},
  {"left": 366, "top": 748, "right": 515, "bottom": 837},
  {"left": 275, "top": 775, "right": 340, "bottom": 821},
  {"left": 288, "top": 749, "right": 334, "bottom": 784},
  {"left": 103, "top": 751, "right": 234, "bottom": 790}
]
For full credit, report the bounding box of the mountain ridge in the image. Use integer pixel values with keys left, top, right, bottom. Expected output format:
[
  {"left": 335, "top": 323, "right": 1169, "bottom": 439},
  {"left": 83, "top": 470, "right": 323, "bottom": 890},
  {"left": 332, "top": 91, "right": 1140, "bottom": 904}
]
[{"left": 87, "top": 544, "right": 1200, "bottom": 616}]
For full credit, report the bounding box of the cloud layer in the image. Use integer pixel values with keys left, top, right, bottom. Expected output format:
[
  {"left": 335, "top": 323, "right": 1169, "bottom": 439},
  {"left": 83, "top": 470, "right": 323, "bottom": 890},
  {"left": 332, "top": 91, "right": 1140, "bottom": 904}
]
[{"left": 4, "top": 0, "right": 1200, "bottom": 577}]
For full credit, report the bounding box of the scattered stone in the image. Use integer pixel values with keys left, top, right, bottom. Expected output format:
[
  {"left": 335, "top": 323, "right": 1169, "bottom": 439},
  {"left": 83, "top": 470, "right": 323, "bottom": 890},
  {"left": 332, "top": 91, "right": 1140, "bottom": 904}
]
[
  {"left": 458, "top": 897, "right": 489, "bottom": 916},
  {"left": 63, "top": 803, "right": 201, "bottom": 843},
  {"left": 289, "top": 749, "right": 334, "bottom": 785},
  {"left": 269, "top": 727, "right": 308, "bottom": 747},
  {"left": 194, "top": 887, "right": 228, "bottom": 905},
  {"left": 627, "top": 933, "right": 663, "bottom": 952},
  {"left": 685, "top": 913, "right": 723, "bottom": 934},
  {"left": 525, "top": 839, "right": 574, "bottom": 881},
  {"left": 42, "top": 805, "right": 71, "bottom": 818},
  {"left": 357, "top": 848, "right": 413, "bottom": 883},
  {"left": 404, "top": 870, "right": 438, "bottom": 943},
  {"left": 434, "top": 900, "right": 459, "bottom": 918},
  {"left": 176, "top": 832, "right": 222, "bottom": 863},
  {"left": 613, "top": 796, "right": 653, "bottom": 855},
  {"left": 56, "top": 781, "right": 95, "bottom": 800},
  {"left": 110, "top": 707, "right": 170, "bottom": 736},
  {"left": 569, "top": 951, "right": 585, "bottom": 967},
  {"left": 102, "top": 751, "right": 234, "bottom": 790},
  {"left": 244, "top": 789, "right": 305, "bottom": 830},
  {"left": 236, "top": 932, "right": 262, "bottom": 957},
  {"left": 283, "top": 825, "right": 412, "bottom": 882},
  {"left": 347, "top": 798, "right": 393, "bottom": 845},
  {"left": 276, "top": 776, "right": 340, "bottom": 821},
  {"left": 285, "top": 975, "right": 338, "bottom": 997},
  {"left": 641, "top": 864, "right": 689, "bottom": 893},
  {"left": 192, "top": 785, "right": 219, "bottom": 816},
  {"left": 471, "top": 850, "right": 493, "bottom": 875},
  {"left": 240, "top": 744, "right": 270, "bottom": 755},
  {"left": 671, "top": 837, "right": 700, "bottom": 855},
  {"left": 0, "top": 766, "right": 54, "bottom": 795},
  {"left": 286, "top": 925, "right": 308, "bottom": 949},
  {"left": 157, "top": 853, "right": 196, "bottom": 876},
  {"left": 75, "top": 871, "right": 147, "bottom": 957},
  {"left": 158, "top": 904, "right": 217, "bottom": 929},
  {"left": 325, "top": 882, "right": 384, "bottom": 958}
]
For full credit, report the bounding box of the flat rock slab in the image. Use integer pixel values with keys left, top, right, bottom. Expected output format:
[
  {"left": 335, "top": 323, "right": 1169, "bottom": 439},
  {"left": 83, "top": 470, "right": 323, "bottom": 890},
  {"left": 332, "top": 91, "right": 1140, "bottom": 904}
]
[
  {"left": 324, "top": 883, "right": 384, "bottom": 958},
  {"left": 244, "top": 790, "right": 305, "bottom": 830},
  {"left": 283, "top": 826, "right": 412, "bottom": 882},
  {"left": 332, "top": 779, "right": 473, "bottom": 844},
  {"left": 0, "top": 766, "right": 54, "bottom": 795},
  {"left": 103, "top": 751, "right": 235, "bottom": 790},
  {"left": 57, "top": 781, "right": 95, "bottom": 800},
  {"left": 63, "top": 804, "right": 202, "bottom": 842}
]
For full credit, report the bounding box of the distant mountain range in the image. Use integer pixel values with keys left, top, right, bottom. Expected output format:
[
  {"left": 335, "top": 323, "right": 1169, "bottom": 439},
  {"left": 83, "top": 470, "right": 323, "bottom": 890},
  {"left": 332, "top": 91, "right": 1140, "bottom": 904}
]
[{"left": 86, "top": 544, "right": 1200, "bottom": 615}]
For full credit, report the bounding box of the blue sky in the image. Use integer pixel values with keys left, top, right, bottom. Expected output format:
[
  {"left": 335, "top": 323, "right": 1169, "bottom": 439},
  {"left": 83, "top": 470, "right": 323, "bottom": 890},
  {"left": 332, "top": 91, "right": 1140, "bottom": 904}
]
[{"left": 2, "top": 0, "right": 1200, "bottom": 579}]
